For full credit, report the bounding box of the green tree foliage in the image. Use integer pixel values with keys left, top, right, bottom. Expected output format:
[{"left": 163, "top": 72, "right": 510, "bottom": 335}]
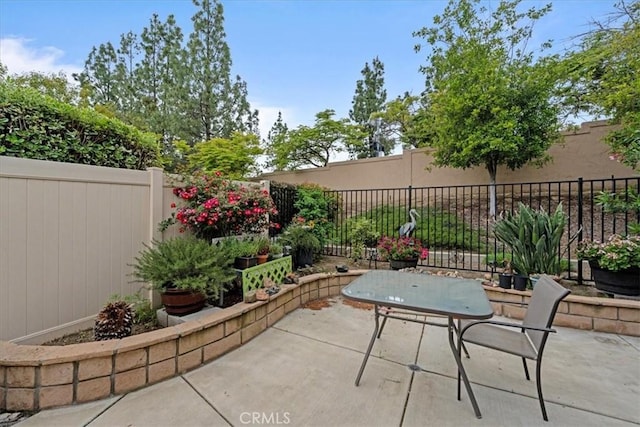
[
  {"left": 137, "top": 13, "right": 187, "bottom": 148},
  {"left": 185, "top": 0, "right": 258, "bottom": 141},
  {"left": 559, "top": 0, "right": 640, "bottom": 170},
  {"left": 76, "top": 0, "right": 257, "bottom": 154},
  {"left": 3, "top": 71, "right": 79, "bottom": 104},
  {"left": 266, "top": 109, "right": 366, "bottom": 170},
  {"left": 373, "top": 92, "right": 435, "bottom": 150},
  {"left": 414, "top": 0, "right": 561, "bottom": 216},
  {"left": 349, "top": 57, "right": 391, "bottom": 158},
  {"left": 264, "top": 111, "right": 289, "bottom": 170},
  {"left": 76, "top": 42, "right": 118, "bottom": 110},
  {"left": 183, "top": 132, "right": 263, "bottom": 178},
  {"left": 0, "top": 84, "right": 160, "bottom": 169}
]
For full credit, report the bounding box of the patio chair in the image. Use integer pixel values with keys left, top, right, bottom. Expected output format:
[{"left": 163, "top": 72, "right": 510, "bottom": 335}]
[{"left": 457, "top": 275, "right": 570, "bottom": 421}]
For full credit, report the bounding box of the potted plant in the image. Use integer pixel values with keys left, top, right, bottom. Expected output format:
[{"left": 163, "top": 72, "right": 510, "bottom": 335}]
[
  {"left": 377, "top": 236, "right": 429, "bottom": 270},
  {"left": 279, "top": 223, "right": 321, "bottom": 268},
  {"left": 222, "top": 238, "right": 259, "bottom": 270},
  {"left": 269, "top": 242, "right": 284, "bottom": 260},
  {"left": 493, "top": 202, "right": 577, "bottom": 289},
  {"left": 577, "top": 234, "right": 640, "bottom": 296},
  {"left": 254, "top": 237, "right": 271, "bottom": 264},
  {"left": 130, "top": 237, "right": 236, "bottom": 315}
]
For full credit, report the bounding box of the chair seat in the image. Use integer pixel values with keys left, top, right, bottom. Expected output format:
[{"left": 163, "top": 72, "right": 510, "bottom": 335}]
[{"left": 460, "top": 320, "right": 538, "bottom": 360}]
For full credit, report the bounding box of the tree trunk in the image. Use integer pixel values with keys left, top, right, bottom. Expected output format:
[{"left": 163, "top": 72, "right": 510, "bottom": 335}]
[{"left": 487, "top": 162, "right": 497, "bottom": 218}]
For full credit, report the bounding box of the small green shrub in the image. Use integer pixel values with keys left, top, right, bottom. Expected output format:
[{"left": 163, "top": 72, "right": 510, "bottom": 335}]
[
  {"left": 346, "top": 217, "right": 380, "bottom": 260},
  {"left": 130, "top": 237, "right": 236, "bottom": 299},
  {"left": 109, "top": 291, "right": 156, "bottom": 325}
]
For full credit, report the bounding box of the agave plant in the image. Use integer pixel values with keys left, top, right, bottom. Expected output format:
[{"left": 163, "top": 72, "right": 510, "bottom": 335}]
[{"left": 493, "top": 202, "right": 577, "bottom": 276}]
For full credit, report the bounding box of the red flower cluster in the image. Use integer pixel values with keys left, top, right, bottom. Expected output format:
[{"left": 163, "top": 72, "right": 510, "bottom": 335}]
[
  {"left": 377, "top": 236, "right": 429, "bottom": 261},
  {"left": 160, "top": 172, "right": 278, "bottom": 239}
]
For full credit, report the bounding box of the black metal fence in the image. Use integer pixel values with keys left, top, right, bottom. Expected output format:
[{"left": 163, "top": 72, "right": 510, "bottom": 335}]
[
  {"left": 269, "top": 182, "right": 298, "bottom": 237},
  {"left": 318, "top": 176, "right": 639, "bottom": 284}
]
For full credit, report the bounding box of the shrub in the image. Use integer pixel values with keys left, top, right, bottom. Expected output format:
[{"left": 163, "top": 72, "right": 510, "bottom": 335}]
[
  {"left": 493, "top": 202, "right": 573, "bottom": 275},
  {"left": 160, "top": 171, "right": 278, "bottom": 240},
  {"left": 0, "top": 84, "right": 160, "bottom": 169}
]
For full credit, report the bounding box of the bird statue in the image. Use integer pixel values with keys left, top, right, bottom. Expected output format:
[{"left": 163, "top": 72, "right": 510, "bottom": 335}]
[{"left": 399, "top": 208, "right": 420, "bottom": 237}]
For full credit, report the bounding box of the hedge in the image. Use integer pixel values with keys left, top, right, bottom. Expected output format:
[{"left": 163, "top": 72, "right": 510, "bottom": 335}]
[{"left": 0, "top": 84, "right": 160, "bottom": 169}]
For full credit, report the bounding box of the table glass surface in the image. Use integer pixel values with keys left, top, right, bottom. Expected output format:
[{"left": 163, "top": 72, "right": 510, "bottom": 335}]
[{"left": 342, "top": 270, "right": 493, "bottom": 319}]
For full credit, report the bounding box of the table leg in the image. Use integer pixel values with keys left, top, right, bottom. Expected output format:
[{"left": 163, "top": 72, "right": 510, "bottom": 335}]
[
  {"left": 355, "top": 305, "right": 381, "bottom": 386},
  {"left": 448, "top": 317, "right": 482, "bottom": 419}
]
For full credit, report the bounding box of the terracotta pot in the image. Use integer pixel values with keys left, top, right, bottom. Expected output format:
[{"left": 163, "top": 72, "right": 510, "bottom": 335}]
[
  {"left": 256, "top": 254, "right": 269, "bottom": 264},
  {"left": 161, "top": 288, "right": 206, "bottom": 316},
  {"left": 389, "top": 258, "right": 418, "bottom": 270}
]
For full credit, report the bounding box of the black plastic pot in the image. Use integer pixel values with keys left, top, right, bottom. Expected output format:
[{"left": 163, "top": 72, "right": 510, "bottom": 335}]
[
  {"left": 294, "top": 248, "right": 314, "bottom": 268},
  {"left": 513, "top": 274, "right": 529, "bottom": 291},
  {"left": 498, "top": 273, "right": 513, "bottom": 289}
]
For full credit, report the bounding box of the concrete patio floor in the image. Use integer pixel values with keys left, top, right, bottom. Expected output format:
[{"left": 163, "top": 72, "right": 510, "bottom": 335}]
[{"left": 16, "top": 296, "right": 640, "bottom": 427}]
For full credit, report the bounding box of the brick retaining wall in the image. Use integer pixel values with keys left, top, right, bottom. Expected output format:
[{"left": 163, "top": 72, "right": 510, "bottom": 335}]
[{"left": 1, "top": 272, "right": 638, "bottom": 412}]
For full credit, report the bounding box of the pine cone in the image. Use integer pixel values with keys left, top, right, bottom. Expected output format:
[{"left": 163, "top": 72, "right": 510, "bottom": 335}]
[{"left": 94, "top": 301, "right": 134, "bottom": 341}]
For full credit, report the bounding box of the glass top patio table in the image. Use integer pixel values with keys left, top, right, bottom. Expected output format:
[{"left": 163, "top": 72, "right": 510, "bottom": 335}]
[
  {"left": 342, "top": 270, "right": 494, "bottom": 419},
  {"left": 341, "top": 270, "right": 493, "bottom": 319}
]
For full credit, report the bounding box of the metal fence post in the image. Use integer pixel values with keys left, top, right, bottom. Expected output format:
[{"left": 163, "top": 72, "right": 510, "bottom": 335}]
[
  {"left": 408, "top": 185, "right": 412, "bottom": 211},
  {"left": 577, "top": 177, "right": 584, "bottom": 285}
]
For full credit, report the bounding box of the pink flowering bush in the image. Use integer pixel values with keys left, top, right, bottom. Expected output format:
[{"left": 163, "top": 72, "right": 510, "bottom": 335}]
[
  {"left": 159, "top": 172, "right": 278, "bottom": 240},
  {"left": 577, "top": 234, "right": 640, "bottom": 271},
  {"left": 377, "top": 236, "right": 429, "bottom": 261}
]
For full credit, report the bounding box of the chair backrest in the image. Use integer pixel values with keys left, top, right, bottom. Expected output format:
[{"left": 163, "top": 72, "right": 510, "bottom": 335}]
[{"left": 523, "top": 275, "right": 571, "bottom": 352}]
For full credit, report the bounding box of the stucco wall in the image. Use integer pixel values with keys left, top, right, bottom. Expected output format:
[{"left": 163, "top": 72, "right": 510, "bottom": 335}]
[{"left": 262, "top": 121, "right": 638, "bottom": 190}]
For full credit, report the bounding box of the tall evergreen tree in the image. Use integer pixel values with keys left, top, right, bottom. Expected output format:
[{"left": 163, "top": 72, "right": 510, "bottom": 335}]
[
  {"left": 136, "top": 13, "right": 187, "bottom": 146},
  {"left": 185, "top": 0, "right": 257, "bottom": 142},
  {"left": 264, "top": 111, "right": 289, "bottom": 170},
  {"left": 349, "top": 57, "right": 390, "bottom": 158},
  {"left": 76, "top": 42, "right": 118, "bottom": 109},
  {"left": 114, "top": 31, "right": 141, "bottom": 124}
]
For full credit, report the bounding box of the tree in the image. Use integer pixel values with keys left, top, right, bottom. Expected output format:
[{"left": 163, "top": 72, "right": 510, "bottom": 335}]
[
  {"left": 267, "top": 109, "right": 366, "bottom": 170},
  {"left": 114, "top": 31, "right": 142, "bottom": 125},
  {"left": 76, "top": 42, "right": 118, "bottom": 109},
  {"left": 349, "top": 57, "right": 391, "bottom": 158},
  {"left": 414, "top": 0, "right": 561, "bottom": 216},
  {"left": 560, "top": 0, "right": 640, "bottom": 170},
  {"left": 4, "top": 71, "right": 79, "bottom": 104},
  {"left": 184, "top": 0, "right": 258, "bottom": 142},
  {"left": 136, "top": 13, "right": 187, "bottom": 147},
  {"left": 186, "top": 132, "right": 262, "bottom": 178},
  {"left": 264, "top": 111, "right": 289, "bottom": 170},
  {"left": 373, "top": 92, "right": 436, "bottom": 150},
  {"left": 75, "top": 0, "right": 257, "bottom": 154}
]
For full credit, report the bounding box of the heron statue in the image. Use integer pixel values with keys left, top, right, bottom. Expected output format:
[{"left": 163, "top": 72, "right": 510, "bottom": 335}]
[{"left": 399, "top": 209, "right": 420, "bottom": 237}]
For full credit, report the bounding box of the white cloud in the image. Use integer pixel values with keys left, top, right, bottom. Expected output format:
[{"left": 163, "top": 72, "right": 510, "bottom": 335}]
[
  {"left": 251, "top": 101, "right": 300, "bottom": 141},
  {"left": 0, "top": 37, "right": 81, "bottom": 77}
]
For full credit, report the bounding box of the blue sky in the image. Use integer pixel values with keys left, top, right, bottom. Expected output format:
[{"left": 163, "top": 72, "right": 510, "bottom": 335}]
[{"left": 0, "top": 0, "right": 616, "bottom": 140}]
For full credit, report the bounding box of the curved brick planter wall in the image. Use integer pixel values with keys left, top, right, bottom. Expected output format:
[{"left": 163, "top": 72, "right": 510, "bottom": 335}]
[{"left": 1, "top": 271, "right": 638, "bottom": 412}]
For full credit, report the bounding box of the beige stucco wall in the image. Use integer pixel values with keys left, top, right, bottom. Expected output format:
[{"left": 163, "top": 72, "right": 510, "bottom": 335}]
[{"left": 262, "top": 121, "right": 638, "bottom": 190}]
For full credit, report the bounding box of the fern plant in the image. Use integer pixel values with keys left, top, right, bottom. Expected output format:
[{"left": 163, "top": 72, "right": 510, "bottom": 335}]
[
  {"left": 130, "top": 237, "right": 236, "bottom": 299},
  {"left": 493, "top": 203, "right": 575, "bottom": 276}
]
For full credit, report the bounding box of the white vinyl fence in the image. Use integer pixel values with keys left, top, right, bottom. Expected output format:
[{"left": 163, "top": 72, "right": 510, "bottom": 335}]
[{"left": 0, "top": 157, "right": 246, "bottom": 343}]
